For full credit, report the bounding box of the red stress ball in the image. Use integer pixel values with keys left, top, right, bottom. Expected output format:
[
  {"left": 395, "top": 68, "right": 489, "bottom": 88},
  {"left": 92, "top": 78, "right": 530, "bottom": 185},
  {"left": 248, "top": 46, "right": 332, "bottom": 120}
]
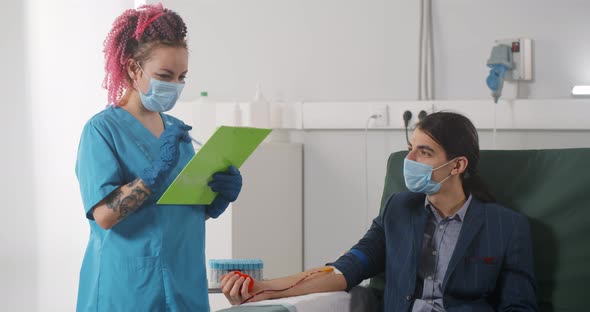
[{"left": 233, "top": 271, "right": 255, "bottom": 292}]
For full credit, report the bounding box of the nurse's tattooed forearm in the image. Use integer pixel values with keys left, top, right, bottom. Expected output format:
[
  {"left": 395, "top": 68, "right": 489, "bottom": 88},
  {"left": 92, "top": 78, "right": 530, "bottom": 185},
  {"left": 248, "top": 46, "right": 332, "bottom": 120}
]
[
  {"left": 105, "top": 189, "right": 123, "bottom": 210},
  {"left": 93, "top": 179, "right": 152, "bottom": 229},
  {"left": 101, "top": 179, "right": 151, "bottom": 221},
  {"left": 117, "top": 180, "right": 150, "bottom": 221}
]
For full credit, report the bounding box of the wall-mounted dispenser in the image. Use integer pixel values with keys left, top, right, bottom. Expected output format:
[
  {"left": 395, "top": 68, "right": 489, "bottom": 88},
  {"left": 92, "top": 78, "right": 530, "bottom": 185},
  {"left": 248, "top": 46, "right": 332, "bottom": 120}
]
[{"left": 486, "top": 38, "right": 532, "bottom": 103}]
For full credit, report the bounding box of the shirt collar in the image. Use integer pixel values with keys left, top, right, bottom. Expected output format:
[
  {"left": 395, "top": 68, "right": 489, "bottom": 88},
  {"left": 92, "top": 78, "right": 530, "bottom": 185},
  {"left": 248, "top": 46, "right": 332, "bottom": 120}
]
[{"left": 424, "top": 194, "right": 473, "bottom": 222}]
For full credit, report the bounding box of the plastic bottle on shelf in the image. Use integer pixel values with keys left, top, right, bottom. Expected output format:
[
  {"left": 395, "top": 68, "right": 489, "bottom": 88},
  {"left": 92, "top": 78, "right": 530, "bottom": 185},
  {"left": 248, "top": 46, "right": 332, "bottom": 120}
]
[
  {"left": 270, "top": 92, "right": 284, "bottom": 129},
  {"left": 232, "top": 101, "right": 242, "bottom": 127},
  {"left": 198, "top": 91, "right": 216, "bottom": 141},
  {"left": 248, "top": 83, "right": 270, "bottom": 128}
]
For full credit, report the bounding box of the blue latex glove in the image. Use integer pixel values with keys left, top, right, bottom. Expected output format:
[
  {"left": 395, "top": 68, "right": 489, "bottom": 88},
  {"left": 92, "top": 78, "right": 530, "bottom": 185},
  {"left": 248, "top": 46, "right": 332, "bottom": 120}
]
[
  {"left": 206, "top": 165, "right": 243, "bottom": 218},
  {"left": 139, "top": 124, "right": 192, "bottom": 190}
]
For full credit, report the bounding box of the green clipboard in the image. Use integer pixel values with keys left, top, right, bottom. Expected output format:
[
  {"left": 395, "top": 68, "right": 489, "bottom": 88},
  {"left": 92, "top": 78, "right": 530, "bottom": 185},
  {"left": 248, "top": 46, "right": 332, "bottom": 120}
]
[{"left": 157, "top": 126, "right": 272, "bottom": 205}]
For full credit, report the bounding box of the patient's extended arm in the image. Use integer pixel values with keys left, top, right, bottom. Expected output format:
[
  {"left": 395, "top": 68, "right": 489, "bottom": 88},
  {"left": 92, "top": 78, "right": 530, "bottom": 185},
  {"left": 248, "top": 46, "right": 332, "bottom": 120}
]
[
  {"left": 220, "top": 266, "right": 347, "bottom": 305},
  {"left": 221, "top": 216, "right": 386, "bottom": 307},
  {"left": 221, "top": 196, "right": 393, "bottom": 306}
]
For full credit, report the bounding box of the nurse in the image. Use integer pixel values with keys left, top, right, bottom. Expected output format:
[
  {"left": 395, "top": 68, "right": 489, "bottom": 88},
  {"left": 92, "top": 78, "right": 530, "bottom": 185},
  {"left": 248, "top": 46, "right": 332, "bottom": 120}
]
[{"left": 75, "top": 3, "right": 242, "bottom": 311}]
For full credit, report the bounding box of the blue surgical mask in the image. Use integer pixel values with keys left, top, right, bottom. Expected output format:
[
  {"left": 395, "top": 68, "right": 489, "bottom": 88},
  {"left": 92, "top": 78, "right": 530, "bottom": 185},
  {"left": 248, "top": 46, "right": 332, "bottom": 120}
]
[
  {"left": 403, "top": 158, "right": 456, "bottom": 195},
  {"left": 136, "top": 64, "right": 184, "bottom": 112}
]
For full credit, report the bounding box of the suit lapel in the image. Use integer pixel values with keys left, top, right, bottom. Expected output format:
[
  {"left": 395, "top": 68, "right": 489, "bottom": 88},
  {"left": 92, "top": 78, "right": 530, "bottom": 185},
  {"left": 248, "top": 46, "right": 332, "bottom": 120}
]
[
  {"left": 412, "top": 195, "right": 429, "bottom": 269},
  {"left": 442, "top": 198, "right": 485, "bottom": 290}
]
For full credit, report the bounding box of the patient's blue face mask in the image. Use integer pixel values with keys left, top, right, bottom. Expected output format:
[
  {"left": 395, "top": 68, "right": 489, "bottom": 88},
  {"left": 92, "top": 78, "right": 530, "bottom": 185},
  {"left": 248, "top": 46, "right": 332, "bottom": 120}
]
[
  {"left": 135, "top": 63, "right": 184, "bottom": 112},
  {"left": 403, "top": 158, "right": 456, "bottom": 195}
]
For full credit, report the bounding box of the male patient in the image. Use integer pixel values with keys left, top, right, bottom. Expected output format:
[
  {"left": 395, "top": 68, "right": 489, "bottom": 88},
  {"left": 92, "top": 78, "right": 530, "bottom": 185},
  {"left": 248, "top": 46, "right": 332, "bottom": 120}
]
[{"left": 221, "top": 112, "right": 538, "bottom": 311}]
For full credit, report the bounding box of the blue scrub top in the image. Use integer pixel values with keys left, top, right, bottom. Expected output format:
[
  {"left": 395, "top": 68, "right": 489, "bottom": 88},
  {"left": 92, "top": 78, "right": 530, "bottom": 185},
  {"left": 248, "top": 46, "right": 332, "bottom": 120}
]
[{"left": 75, "top": 106, "right": 209, "bottom": 312}]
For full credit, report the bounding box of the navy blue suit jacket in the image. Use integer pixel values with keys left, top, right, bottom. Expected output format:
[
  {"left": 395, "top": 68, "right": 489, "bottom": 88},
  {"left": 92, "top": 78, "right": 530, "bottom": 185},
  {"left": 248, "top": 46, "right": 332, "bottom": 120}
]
[{"left": 331, "top": 192, "right": 538, "bottom": 311}]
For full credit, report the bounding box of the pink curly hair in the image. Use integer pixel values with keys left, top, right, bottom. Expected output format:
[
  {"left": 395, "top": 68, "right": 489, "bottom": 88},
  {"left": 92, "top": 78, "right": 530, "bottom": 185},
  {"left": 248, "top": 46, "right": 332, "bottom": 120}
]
[{"left": 102, "top": 3, "right": 188, "bottom": 105}]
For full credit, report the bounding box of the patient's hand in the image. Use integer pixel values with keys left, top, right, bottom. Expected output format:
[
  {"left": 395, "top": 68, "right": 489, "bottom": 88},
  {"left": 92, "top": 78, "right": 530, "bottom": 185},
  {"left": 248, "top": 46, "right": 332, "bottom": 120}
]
[{"left": 220, "top": 272, "right": 270, "bottom": 305}]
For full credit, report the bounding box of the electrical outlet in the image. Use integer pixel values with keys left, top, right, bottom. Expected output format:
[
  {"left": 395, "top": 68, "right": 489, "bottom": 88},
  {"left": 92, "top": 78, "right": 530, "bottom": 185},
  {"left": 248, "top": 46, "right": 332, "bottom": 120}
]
[
  {"left": 418, "top": 110, "right": 428, "bottom": 122},
  {"left": 371, "top": 104, "right": 389, "bottom": 127}
]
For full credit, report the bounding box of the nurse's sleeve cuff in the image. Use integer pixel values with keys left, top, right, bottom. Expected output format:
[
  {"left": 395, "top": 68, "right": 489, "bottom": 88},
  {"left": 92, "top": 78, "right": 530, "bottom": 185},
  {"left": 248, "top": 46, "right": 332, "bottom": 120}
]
[{"left": 82, "top": 184, "right": 120, "bottom": 221}]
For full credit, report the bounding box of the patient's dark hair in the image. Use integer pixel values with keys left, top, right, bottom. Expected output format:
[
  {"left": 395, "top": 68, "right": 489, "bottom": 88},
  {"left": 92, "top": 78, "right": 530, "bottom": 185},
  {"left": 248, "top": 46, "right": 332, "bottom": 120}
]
[{"left": 416, "top": 111, "right": 496, "bottom": 203}]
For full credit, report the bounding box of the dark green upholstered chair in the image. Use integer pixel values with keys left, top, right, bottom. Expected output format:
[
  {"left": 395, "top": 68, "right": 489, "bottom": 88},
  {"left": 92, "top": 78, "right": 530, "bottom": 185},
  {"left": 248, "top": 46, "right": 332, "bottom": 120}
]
[{"left": 368, "top": 149, "right": 590, "bottom": 312}]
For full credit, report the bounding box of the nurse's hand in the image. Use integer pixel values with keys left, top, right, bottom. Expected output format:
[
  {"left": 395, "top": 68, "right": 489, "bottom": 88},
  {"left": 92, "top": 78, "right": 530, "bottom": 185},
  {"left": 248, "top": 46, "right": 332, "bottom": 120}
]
[
  {"left": 206, "top": 165, "right": 242, "bottom": 218},
  {"left": 159, "top": 124, "right": 192, "bottom": 169},
  {"left": 220, "top": 272, "right": 269, "bottom": 305},
  {"left": 140, "top": 124, "right": 192, "bottom": 190}
]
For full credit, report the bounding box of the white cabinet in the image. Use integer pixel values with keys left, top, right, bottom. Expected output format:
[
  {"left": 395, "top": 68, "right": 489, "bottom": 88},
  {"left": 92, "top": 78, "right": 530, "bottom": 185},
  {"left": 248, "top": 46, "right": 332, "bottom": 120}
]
[{"left": 231, "top": 142, "right": 303, "bottom": 279}]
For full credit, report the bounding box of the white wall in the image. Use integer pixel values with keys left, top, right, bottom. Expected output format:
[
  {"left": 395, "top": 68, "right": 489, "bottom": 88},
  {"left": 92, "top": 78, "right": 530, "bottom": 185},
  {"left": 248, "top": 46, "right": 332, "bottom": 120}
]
[
  {"left": 154, "top": 0, "right": 420, "bottom": 102},
  {"left": 26, "top": 1, "right": 133, "bottom": 311},
  {"left": 159, "top": 0, "right": 590, "bottom": 102},
  {"left": 0, "top": 1, "right": 37, "bottom": 311},
  {"left": 433, "top": 0, "right": 590, "bottom": 99}
]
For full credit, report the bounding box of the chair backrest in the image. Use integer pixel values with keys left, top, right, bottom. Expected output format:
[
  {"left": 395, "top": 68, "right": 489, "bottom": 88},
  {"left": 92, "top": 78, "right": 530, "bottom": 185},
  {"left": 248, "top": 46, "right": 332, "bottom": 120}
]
[{"left": 370, "top": 149, "right": 590, "bottom": 312}]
